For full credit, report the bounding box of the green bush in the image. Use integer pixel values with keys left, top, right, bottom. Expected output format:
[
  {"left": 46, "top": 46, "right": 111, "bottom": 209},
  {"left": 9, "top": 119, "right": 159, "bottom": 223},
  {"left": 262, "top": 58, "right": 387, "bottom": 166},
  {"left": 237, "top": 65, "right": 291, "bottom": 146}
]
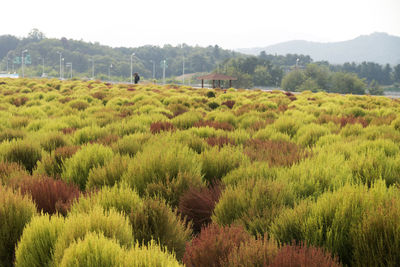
[
  {"left": 122, "top": 140, "right": 203, "bottom": 206},
  {"left": 15, "top": 215, "right": 65, "bottom": 267},
  {"left": 1, "top": 140, "right": 42, "bottom": 173},
  {"left": 59, "top": 232, "right": 125, "bottom": 267},
  {"left": 295, "top": 123, "right": 330, "bottom": 147},
  {"left": 129, "top": 198, "right": 192, "bottom": 260},
  {"left": 274, "top": 116, "right": 300, "bottom": 138},
  {"left": 72, "top": 125, "right": 108, "bottom": 145},
  {"left": 123, "top": 241, "right": 183, "bottom": 267},
  {"left": 271, "top": 181, "right": 400, "bottom": 266},
  {"left": 171, "top": 110, "right": 203, "bottom": 129},
  {"left": 0, "top": 186, "right": 37, "bottom": 267},
  {"left": 39, "top": 132, "right": 67, "bottom": 152},
  {"left": 213, "top": 178, "right": 294, "bottom": 235},
  {"left": 70, "top": 183, "right": 143, "bottom": 216},
  {"left": 201, "top": 145, "right": 249, "bottom": 184},
  {"left": 86, "top": 154, "right": 131, "bottom": 190},
  {"left": 222, "top": 162, "right": 277, "bottom": 186},
  {"left": 53, "top": 206, "right": 134, "bottom": 265},
  {"left": 111, "top": 133, "right": 150, "bottom": 156},
  {"left": 278, "top": 151, "right": 352, "bottom": 199},
  {"left": 61, "top": 144, "right": 114, "bottom": 190}
]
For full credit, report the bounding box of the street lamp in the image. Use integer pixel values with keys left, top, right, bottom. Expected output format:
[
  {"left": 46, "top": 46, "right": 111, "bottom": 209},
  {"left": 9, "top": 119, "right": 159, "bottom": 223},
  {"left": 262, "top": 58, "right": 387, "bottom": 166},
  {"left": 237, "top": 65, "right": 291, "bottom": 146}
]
[
  {"left": 56, "top": 51, "right": 62, "bottom": 79},
  {"left": 66, "top": 62, "right": 72, "bottom": 79},
  {"left": 21, "top": 49, "right": 28, "bottom": 78},
  {"left": 6, "top": 54, "right": 9, "bottom": 73},
  {"left": 130, "top": 52, "right": 135, "bottom": 84},
  {"left": 296, "top": 58, "right": 299, "bottom": 69},
  {"left": 61, "top": 58, "right": 64, "bottom": 79}
]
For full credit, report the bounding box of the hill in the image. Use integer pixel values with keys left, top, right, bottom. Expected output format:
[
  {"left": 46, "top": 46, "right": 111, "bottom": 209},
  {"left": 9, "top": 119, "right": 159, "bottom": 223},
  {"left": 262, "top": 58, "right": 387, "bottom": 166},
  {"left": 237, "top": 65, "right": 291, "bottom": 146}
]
[
  {"left": 0, "top": 31, "right": 239, "bottom": 80},
  {"left": 237, "top": 32, "right": 400, "bottom": 65}
]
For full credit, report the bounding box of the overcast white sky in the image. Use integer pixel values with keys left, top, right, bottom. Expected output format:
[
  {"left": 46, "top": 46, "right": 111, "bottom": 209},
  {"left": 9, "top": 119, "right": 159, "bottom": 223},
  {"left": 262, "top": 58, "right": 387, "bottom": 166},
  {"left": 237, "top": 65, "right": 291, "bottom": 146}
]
[{"left": 1, "top": 0, "right": 399, "bottom": 49}]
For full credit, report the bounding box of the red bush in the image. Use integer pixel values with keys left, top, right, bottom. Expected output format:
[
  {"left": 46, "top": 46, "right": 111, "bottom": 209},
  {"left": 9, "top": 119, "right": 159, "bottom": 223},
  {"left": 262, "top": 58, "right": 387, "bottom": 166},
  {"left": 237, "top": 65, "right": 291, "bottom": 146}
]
[
  {"left": 206, "top": 136, "right": 236, "bottom": 148},
  {"left": 244, "top": 139, "right": 308, "bottom": 167},
  {"left": 150, "top": 121, "right": 176, "bottom": 134},
  {"left": 193, "top": 120, "right": 234, "bottom": 131},
  {"left": 61, "top": 127, "right": 76, "bottom": 135},
  {"left": 90, "top": 134, "right": 119, "bottom": 146},
  {"left": 268, "top": 243, "right": 342, "bottom": 267},
  {"left": 16, "top": 176, "right": 80, "bottom": 216},
  {"left": 178, "top": 184, "right": 223, "bottom": 233},
  {"left": 339, "top": 115, "right": 368, "bottom": 128},
  {"left": 183, "top": 224, "right": 252, "bottom": 267},
  {"left": 317, "top": 115, "right": 368, "bottom": 128},
  {"left": 12, "top": 96, "right": 29, "bottom": 107},
  {"left": 221, "top": 100, "right": 235, "bottom": 109}
]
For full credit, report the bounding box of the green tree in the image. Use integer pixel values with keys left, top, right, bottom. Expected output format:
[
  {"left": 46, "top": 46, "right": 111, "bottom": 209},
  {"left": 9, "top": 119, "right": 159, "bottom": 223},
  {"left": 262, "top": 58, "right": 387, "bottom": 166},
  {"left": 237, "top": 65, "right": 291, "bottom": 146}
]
[
  {"left": 281, "top": 70, "right": 306, "bottom": 91},
  {"left": 331, "top": 72, "right": 366, "bottom": 95},
  {"left": 394, "top": 64, "right": 400, "bottom": 83},
  {"left": 368, "top": 80, "right": 384, "bottom": 95},
  {"left": 253, "top": 65, "right": 272, "bottom": 86}
]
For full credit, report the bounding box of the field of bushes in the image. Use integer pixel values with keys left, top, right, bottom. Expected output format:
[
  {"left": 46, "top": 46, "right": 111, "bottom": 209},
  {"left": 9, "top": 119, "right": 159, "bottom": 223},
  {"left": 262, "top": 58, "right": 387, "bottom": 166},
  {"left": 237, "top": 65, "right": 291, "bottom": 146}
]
[{"left": 1, "top": 78, "right": 400, "bottom": 266}]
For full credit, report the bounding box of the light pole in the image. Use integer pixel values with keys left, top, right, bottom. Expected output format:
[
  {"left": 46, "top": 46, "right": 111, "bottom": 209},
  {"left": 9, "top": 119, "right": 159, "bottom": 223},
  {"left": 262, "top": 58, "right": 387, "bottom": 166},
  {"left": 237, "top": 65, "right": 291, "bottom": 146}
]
[
  {"left": 66, "top": 62, "right": 72, "bottom": 79},
  {"left": 61, "top": 58, "right": 64, "bottom": 79},
  {"left": 162, "top": 59, "right": 166, "bottom": 85},
  {"left": 21, "top": 49, "right": 28, "bottom": 78},
  {"left": 130, "top": 52, "right": 135, "bottom": 84},
  {"left": 56, "top": 51, "right": 62, "bottom": 79},
  {"left": 296, "top": 58, "right": 299, "bottom": 69}
]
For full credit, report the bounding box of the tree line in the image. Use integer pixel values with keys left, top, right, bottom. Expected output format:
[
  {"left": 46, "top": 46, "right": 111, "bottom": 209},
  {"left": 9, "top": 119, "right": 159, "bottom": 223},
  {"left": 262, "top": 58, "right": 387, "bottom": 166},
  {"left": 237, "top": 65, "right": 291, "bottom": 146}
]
[{"left": 1, "top": 29, "right": 399, "bottom": 93}]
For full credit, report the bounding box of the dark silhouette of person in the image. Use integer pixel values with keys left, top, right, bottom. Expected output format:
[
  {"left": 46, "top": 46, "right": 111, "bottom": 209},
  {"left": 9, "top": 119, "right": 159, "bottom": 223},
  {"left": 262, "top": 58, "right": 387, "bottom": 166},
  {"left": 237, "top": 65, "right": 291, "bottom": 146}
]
[{"left": 134, "top": 73, "right": 140, "bottom": 84}]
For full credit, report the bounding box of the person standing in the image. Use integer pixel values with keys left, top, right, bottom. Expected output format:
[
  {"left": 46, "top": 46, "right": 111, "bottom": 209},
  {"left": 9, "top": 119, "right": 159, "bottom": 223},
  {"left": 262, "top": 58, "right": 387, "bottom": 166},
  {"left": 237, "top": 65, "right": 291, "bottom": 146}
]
[{"left": 134, "top": 72, "right": 140, "bottom": 84}]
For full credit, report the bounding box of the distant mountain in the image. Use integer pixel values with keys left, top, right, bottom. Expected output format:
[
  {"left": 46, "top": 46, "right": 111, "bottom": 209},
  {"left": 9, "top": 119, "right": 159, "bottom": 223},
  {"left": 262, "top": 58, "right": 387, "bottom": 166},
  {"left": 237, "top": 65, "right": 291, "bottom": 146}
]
[{"left": 237, "top": 33, "right": 400, "bottom": 65}]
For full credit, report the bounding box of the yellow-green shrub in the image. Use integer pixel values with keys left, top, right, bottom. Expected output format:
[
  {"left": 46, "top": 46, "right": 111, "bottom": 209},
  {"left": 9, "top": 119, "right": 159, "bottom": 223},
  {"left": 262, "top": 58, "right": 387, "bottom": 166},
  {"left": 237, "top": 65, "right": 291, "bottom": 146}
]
[
  {"left": 111, "top": 132, "right": 150, "bottom": 156},
  {"left": 213, "top": 178, "right": 294, "bottom": 235},
  {"left": 295, "top": 123, "right": 330, "bottom": 147},
  {"left": 122, "top": 140, "right": 203, "bottom": 205},
  {"left": 61, "top": 144, "right": 114, "bottom": 190},
  {"left": 15, "top": 215, "right": 65, "bottom": 267},
  {"left": 86, "top": 154, "right": 131, "bottom": 190},
  {"left": 123, "top": 241, "right": 183, "bottom": 267},
  {"left": 0, "top": 186, "right": 37, "bottom": 267},
  {"left": 59, "top": 232, "right": 125, "bottom": 267},
  {"left": 129, "top": 198, "right": 192, "bottom": 260},
  {"left": 201, "top": 145, "right": 249, "bottom": 184},
  {"left": 53, "top": 206, "right": 134, "bottom": 265},
  {"left": 1, "top": 140, "right": 42, "bottom": 173}
]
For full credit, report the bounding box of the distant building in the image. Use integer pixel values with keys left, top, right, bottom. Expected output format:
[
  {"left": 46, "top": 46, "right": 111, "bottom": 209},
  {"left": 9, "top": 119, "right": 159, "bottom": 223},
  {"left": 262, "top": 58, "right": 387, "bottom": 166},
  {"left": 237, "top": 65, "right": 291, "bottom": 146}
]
[{"left": 0, "top": 73, "right": 19, "bottom": 78}]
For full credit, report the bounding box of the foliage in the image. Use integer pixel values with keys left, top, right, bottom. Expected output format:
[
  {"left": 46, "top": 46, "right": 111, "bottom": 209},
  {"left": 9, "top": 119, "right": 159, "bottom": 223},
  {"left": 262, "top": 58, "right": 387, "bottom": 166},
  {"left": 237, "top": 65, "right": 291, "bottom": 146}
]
[
  {"left": 122, "top": 140, "right": 203, "bottom": 206},
  {"left": 15, "top": 175, "right": 80, "bottom": 215},
  {"left": 15, "top": 215, "right": 65, "bottom": 267},
  {"left": 129, "top": 198, "right": 192, "bottom": 260},
  {"left": 178, "top": 183, "right": 223, "bottom": 233},
  {"left": 61, "top": 143, "right": 114, "bottom": 190},
  {"left": 52, "top": 206, "right": 134, "bottom": 265},
  {"left": 183, "top": 224, "right": 252, "bottom": 267},
  {"left": 0, "top": 186, "right": 37, "bottom": 267}
]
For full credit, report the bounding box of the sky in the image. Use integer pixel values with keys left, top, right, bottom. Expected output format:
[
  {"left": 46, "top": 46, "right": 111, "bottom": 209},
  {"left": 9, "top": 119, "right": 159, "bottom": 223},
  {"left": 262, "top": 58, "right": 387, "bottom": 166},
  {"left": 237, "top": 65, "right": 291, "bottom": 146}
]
[{"left": 1, "top": 0, "right": 399, "bottom": 50}]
